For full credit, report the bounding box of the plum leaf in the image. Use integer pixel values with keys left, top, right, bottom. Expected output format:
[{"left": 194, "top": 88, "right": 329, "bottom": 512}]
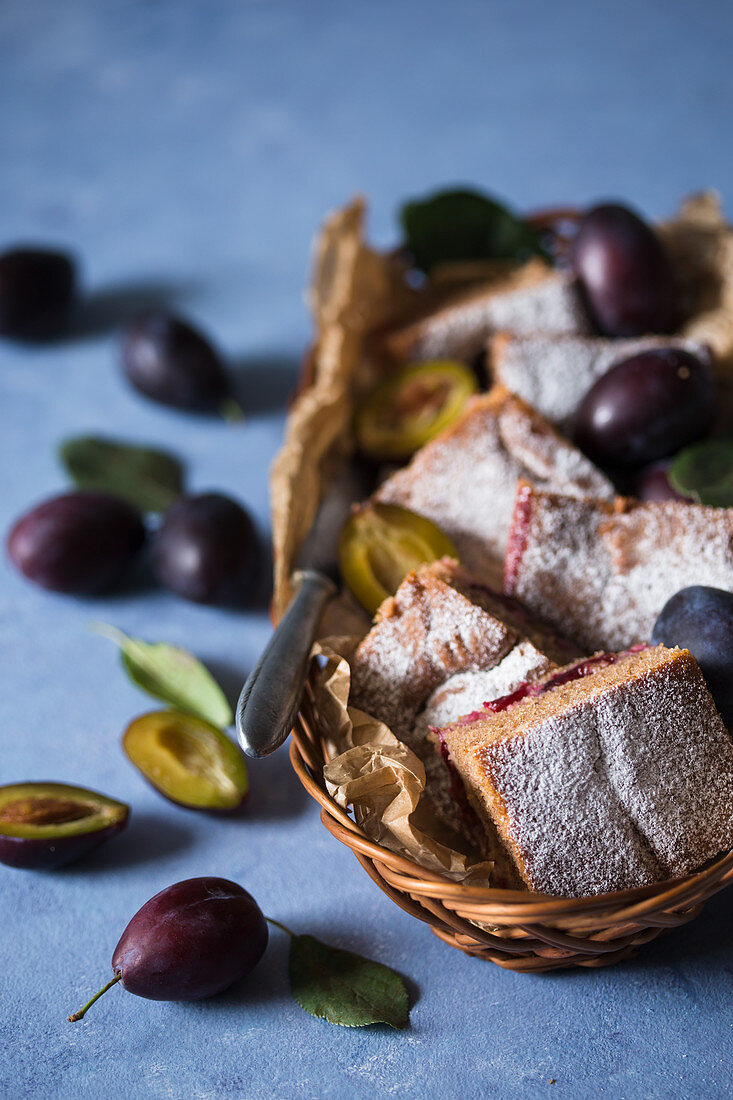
[
  {"left": 289, "top": 933, "right": 409, "bottom": 1029},
  {"left": 60, "top": 435, "right": 184, "bottom": 513},
  {"left": 399, "top": 188, "right": 544, "bottom": 273},
  {"left": 93, "top": 623, "right": 233, "bottom": 729}
]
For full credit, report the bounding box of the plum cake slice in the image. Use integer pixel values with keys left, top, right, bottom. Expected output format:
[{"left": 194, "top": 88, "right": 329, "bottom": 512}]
[
  {"left": 439, "top": 646, "right": 733, "bottom": 896},
  {"left": 374, "top": 385, "right": 613, "bottom": 587},
  {"left": 504, "top": 481, "right": 733, "bottom": 653},
  {"left": 384, "top": 265, "right": 591, "bottom": 364}
]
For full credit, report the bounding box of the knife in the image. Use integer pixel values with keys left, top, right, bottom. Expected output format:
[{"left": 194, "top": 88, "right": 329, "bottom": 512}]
[{"left": 235, "top": 465, "right": 368, "bottom": 758}]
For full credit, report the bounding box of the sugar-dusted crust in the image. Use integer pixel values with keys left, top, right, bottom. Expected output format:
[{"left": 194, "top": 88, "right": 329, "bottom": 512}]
[
  {"left": 505, "top": 482, "right": 733, "bottom": 653},
  {"left": 490, "top": 332, "right": 712, "bottom": 434},
  {"left": 440, "top": 646, "right": 733, "bottom": 896},
  {"left": 383, "top": 263, "right": 591, "bottom": 364},
  {"left": 374, "top": 385, "right": 613, "bottom": 587},
  {"left": 350, "top": 557, "right": 565, "bottom": 746}
]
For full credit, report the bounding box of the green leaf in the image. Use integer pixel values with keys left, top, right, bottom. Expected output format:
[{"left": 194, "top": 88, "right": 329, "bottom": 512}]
[
  {"left": 93, "top": 623, "right": 233, "bottom": 728},
  {"left": 289, "top": 933, "right": 409, "bottom": 1029},
  {"left": 399, "top": 187, "right": 545, "bottom": 273},
  {"left": 60, "top": 435, "right": 184, "bottom": 513},
  {"left": 668, "top": 438, "right": 733, "bottom": 507}
]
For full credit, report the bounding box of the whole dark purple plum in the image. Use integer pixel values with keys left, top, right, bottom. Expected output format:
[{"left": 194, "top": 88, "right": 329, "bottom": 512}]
[
  {"left": 121, "top": 311, "right": 231, "bottom": 412},
  {"left": 69, "top": 877, "right": 268, "bottom": 1019},
  {"left": 0, "top": 246, "right": 77, "bottom": 339},
  {"left": 574, "top": 348, "right": 714, "bottom": 470},
  {"left": 572, "top": 204, "right": 677, "bottom": 337},
  {"left": 651, "top": 586, "right": 733, "bottom": 726},
  {"left": 151, "top": 492, "right": 258, "bottom": 606},
  {"left": 6, "top": 491, "right": 146, "bottom": 594}
]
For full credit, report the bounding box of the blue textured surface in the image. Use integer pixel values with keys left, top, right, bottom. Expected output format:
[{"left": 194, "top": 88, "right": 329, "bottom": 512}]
[{"left": 2, "top": 2, "right": 733, "bottom": 1097}]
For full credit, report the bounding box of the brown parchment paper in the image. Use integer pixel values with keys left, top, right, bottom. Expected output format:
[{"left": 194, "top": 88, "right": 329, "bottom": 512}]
[
  {"left": 314, "top": 637, "right": 493, "bottom": 885},
  {"left": 661, "top": 191, "right": 733, "bottom": 379},
  {"left": 269, "top": 198, "right": 415, "bottom": 624},
  {"left": 271, "top": 192, "right": 733, "bottom": 885}
]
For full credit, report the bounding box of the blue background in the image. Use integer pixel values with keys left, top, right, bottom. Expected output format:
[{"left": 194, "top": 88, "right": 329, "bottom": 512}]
[{"left": 2, "top": 2, "right": 733, "bottom": 1097}]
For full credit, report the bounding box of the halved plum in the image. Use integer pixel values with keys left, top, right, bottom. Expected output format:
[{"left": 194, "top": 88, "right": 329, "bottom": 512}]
[
  {"left": 123, "top": 710, "right": 249, "bottom": 812},
  {"left": 0, "top": 782, "right": 129, "bottom": 869},
  {"left": 339, "top": 501, "right": 458, "bottom": 615},
  {"left": 354, "top": 360, "right": 477, "bottom": 462}
]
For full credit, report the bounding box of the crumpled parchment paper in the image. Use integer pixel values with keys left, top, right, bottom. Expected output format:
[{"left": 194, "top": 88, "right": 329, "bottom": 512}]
[{"left": 315, "top": 637, "right": 493, "bottom": 884}]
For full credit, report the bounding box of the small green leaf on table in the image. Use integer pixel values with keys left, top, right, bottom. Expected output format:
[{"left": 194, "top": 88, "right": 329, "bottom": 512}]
[
  {"left": 59, "top": 435, "right": 184, "bottom": 513},
  {"left": 288, "top": 932, "right": 409, "bottom": 1029},
  {"left": 93, "top": 623, "right": 233, "bottom": 729},
  {"left": 399, "top": 187, "right": 545, "bottom": 273},
  {"left": 668, "top": 438, "right": 733, "bottom": 507}
]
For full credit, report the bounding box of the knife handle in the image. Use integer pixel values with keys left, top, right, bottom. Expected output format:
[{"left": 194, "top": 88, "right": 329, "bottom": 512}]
[{"left": 235, "top": 570, "right": 337, "bottom": 758}]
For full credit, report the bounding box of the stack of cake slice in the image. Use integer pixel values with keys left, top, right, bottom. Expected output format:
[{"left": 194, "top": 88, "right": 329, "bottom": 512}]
[
  {"left": 338, "top": 201, "right": 733, "bottom": 898},
  {"left": 346, "top": 384, "right": 733, "bottom": 894},
  {"left": 349, "top": 558, "right": 577, "bottom": 856}
]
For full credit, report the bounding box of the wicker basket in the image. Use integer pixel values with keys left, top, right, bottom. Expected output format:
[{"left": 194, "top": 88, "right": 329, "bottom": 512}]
[
  {"left": 274, "top": 197, "right": 733, "bottom": 971},
  {"left": 289, "top": 677, "right": 733, "bottom": 973}
]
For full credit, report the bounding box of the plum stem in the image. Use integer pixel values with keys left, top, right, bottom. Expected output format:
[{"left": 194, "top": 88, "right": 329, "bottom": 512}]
[
  {"left": 265, "top": 917, "right": 295, "bottom": 938},
  {"left": 68, "top": 974, "right": 122, "bottom": 1022}
]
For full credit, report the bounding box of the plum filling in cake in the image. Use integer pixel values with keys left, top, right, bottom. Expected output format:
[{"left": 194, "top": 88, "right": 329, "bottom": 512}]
[
  {"left": 483, "top": 645, "right": 649, "bottom": 713},
  {"left": 433, "top": 731, "right": 524, "bottom": 887},
  {"left": 503, "top": 481, "right": 534, "bottom": 596},
  {"left": 437, "top": 737, "right": 482, "bottom": 830},
  {"left": 438, "top": 646, "right": 648, "bottom": 730}
]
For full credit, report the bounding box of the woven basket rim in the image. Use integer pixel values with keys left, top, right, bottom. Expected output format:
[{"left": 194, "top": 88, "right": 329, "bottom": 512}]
[{"left": 290, "top": 710, "right": 733, "bottom": 918}]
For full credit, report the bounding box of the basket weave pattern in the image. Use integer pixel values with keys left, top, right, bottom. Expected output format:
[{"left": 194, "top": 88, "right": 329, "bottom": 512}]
[{"left": 290, "top": 680, "right": 733, "bottom": 972}]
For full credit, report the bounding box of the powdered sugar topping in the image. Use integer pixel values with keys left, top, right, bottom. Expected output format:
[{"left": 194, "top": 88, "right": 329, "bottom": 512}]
[
  {"left": 396, "top": 271, "right": 592, "bottom": 362},
  {"left": 511, "top": 487, "right": 733, "bottom": 652},
  {"left": 376, "top": 391, "right": 613, "bottom": 586}
]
